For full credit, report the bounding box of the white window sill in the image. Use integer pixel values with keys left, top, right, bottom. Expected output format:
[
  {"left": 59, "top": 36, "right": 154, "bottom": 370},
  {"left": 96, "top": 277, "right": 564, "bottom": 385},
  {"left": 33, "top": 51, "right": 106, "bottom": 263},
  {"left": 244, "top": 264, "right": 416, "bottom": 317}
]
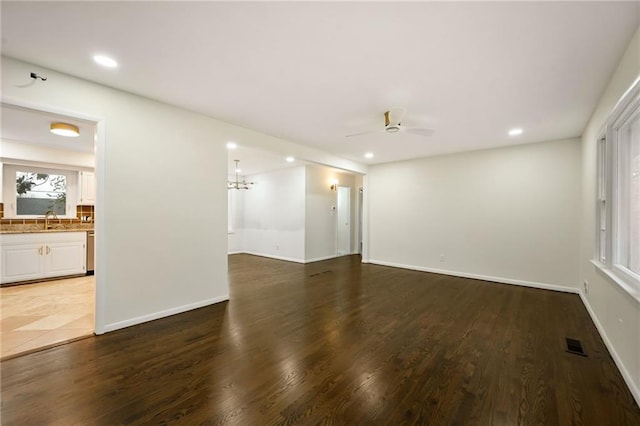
[{"left": 590, "top": 259, "right": 640, "bottom": 304}]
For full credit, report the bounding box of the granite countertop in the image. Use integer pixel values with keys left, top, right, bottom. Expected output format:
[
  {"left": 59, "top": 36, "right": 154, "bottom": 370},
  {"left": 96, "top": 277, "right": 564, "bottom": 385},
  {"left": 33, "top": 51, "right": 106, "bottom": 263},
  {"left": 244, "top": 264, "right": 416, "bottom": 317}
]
[{"left": 1, "top": 225, "right": 94, "bottom": 234}]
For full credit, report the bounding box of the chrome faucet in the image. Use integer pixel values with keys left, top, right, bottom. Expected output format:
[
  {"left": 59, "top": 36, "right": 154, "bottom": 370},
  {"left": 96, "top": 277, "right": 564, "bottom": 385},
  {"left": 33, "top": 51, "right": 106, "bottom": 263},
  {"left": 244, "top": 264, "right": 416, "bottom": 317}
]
[{"left": 44, "top": 210, "right": 58, "bottom": 230}]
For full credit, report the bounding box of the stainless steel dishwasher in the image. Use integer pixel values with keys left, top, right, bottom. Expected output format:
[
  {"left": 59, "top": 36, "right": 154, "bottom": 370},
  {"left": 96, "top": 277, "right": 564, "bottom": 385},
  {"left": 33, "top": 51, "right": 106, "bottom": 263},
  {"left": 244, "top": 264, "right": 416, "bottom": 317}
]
[{"left": 87, "top": 231, "right": 95, "bottom": 275}]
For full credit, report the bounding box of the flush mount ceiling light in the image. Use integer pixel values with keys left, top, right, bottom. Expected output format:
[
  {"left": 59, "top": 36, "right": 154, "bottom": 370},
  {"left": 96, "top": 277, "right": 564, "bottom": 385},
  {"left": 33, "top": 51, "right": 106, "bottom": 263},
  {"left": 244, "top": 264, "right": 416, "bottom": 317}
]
[
  {"left": 226, "top": 141, "right": 237, "bottom": 149},
  {"left": 286, "top": 156, "right": 295, "bottom": 163},
  {"left": 364, "top": 152, "right": 374, "bottom": 159},
  {"left": 50, "top": 122, "right": 80, "bottom": 137},
  {"left": 508, "top": 128, "right": 523, "bottom": 136},
  {"left": 93, "top": 55, "right": 118, "bottom": 68}
]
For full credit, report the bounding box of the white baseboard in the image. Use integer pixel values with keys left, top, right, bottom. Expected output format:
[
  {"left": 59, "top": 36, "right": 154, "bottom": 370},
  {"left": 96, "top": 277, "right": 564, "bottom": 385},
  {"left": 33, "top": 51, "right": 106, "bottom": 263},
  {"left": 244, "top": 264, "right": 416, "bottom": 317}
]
[
  {"left": 579, "top": 291, "right": 640, "bottom": 406},
  {"left": 242, "top": 251, "right": 305, "bottom": 264},
  {"left": 100, "top": 294, "right": 229, "bottom": 333},
  {"left": 227, "top": 250, "right": 243, "bottom": 255},
  {"left": 368, "top": 259, "right": 579, "bottom": 294},
  {"left": 305, "top": 254, "right": 339, "bottom": 263},
  {"left": 232, "top": 251, "right": 354, "bottom": 264}
]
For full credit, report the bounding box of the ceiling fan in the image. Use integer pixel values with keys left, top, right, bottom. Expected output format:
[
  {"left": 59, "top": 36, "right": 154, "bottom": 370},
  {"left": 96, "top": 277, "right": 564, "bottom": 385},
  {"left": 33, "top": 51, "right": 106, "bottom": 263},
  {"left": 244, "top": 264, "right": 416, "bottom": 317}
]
[{"left": 345, "top": 107, "right": 434, "bottom": 138}]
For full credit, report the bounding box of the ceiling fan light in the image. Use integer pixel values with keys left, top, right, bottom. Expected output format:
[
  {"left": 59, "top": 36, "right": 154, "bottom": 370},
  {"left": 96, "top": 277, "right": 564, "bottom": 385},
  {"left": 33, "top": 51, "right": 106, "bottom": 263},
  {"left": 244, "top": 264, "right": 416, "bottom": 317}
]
[{"left": 50, "top": 122, "right": 80, "bottom": 137}]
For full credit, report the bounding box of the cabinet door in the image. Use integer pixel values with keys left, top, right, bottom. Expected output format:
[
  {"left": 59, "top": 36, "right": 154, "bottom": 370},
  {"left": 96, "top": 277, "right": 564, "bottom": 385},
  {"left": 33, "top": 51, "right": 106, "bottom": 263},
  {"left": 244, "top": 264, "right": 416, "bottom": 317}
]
[
  {"left": 44, "top": 240, "right": 86, "bottom": 278},
  {"left": 1, "top": 242, "right": 45, "bottom": 283},
  {"left": 79, "top": 171, "right": 96, "bottom": 205}
]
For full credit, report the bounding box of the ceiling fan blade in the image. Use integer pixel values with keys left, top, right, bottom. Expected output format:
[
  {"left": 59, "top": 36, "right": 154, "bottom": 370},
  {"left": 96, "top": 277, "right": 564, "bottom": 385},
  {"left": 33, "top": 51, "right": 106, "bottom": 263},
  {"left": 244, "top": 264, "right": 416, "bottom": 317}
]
[
  {"left": 403, "top": 127, "right": 435, "bottom": 137},
  {"left": 345, "top": 128, "right": 384, "bottom": 138}
]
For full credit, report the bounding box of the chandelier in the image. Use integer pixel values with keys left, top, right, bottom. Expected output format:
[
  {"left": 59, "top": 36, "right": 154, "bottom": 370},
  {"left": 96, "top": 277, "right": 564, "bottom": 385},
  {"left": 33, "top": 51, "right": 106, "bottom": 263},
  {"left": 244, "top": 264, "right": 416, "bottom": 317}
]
[{"left": 228, "top": 160, "right": 255, "bottom": 190}]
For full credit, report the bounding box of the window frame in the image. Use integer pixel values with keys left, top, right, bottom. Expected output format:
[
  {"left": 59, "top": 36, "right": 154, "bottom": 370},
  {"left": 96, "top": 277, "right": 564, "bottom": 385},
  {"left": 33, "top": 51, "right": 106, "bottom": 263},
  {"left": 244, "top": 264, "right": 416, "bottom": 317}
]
[
  {"left": 2, "top": 163, "right": 79, "bottom": 219},
  {"left": 595, "top": 77, "right": 640, "bottom": 300}
]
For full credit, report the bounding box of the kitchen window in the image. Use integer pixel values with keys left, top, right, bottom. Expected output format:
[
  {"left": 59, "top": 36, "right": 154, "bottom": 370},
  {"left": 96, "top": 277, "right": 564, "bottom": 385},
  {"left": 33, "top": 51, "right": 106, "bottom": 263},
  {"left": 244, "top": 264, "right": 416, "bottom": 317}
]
[
  {"left": 2, "top": 164, "right": 78, "bottom": 218},
  {"left": 595, "top": 77, "right": 640, "bottom": 299}
]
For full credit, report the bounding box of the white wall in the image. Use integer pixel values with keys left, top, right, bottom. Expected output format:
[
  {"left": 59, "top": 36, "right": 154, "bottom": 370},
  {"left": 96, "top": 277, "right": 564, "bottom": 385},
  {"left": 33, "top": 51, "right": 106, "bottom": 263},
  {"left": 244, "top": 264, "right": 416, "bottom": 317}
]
[
  {"left": 1, "top": 140, "right": 94, "bottom": 218},
  {"left": 242, "top": 166, "right": 306, "bottom": 262},
  {"left": 230, "top": 164, "right": 361, "bottom": 262},
  {"left": 368, "top": 138, "right": 581, "bottom": 290},
  {"left": 2, "top": 57, "right": 230, "bottom": 332},
  {"left": 305, "top": 165, "right": 339, "bottom": 261},
  {"left": 2, "top": 56, "right": 366, "bottom": 333},
  {"left": 1, "top": 139, "right": 95, "bottom": 170},
  {"left": 580, "top": 27, "right": 640, "bottom": 403}
]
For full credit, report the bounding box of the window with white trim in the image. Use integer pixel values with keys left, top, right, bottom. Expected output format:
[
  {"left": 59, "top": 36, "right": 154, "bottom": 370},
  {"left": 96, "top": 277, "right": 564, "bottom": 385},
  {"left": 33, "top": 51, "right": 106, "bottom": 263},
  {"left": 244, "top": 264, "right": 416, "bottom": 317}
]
[
  {"left": 596, "top": 77, "right": 640, "bottom": 297},
  {"left": 2, "top": 164, "right": 78, "bottom": 218},
  {"left": 597, "top": 136, "right": 607, "bottom": 263}
]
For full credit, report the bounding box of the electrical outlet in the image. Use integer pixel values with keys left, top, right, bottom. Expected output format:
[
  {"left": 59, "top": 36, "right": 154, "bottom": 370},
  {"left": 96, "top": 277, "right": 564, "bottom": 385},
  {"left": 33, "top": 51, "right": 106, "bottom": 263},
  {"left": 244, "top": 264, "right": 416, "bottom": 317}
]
[
  {"left": 439, "top": 254, "right": 445, "bottom": 262},
  {"left": 276, "top": 245, "right": 280, "bottom": 251},
  {"left": 583, "top": 280, "right": 589, "bottom": 294}
]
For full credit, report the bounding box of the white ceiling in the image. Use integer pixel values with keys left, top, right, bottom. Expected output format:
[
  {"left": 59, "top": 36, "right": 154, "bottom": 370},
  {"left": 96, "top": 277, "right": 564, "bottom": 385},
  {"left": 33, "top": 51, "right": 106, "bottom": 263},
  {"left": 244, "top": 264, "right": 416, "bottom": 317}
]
[
  {"left": 1, "top": 104, "right": 96, "bottom": 153},
  {"left": 1, "top": 2, "right": 638, "bottom": 165},
  {"left": 228, "top": 145, "right": 308, "bottom": 177}
]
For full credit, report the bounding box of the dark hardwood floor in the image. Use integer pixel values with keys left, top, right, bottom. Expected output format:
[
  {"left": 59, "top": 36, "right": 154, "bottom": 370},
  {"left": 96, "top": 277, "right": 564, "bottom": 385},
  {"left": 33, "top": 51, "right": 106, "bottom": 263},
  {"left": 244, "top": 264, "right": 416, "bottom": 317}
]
[{"left": 1, "top": 254, "right": 639, "bottom": 424}]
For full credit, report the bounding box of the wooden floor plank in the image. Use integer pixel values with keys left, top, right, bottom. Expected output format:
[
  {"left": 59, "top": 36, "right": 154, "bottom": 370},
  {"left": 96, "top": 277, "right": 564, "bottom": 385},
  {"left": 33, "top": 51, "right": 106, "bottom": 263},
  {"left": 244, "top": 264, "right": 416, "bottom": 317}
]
[{"left": 1, "top": 254, "right": 639, "bottom": 424}]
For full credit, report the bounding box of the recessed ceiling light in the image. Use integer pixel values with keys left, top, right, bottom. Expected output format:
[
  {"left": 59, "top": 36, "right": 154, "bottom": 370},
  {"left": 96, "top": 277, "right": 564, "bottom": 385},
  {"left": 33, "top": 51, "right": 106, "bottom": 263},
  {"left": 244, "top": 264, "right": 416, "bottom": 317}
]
[
  {"left": 364, "top": 152, "right": 374, "bottom": 159},
  {"left": 286, "top": 156, "right": 295, "bottom": 163},
  {"left": 93, "top": 55, "right": 118, "bottom": 68},
  {"left": 508, "top": 128, "right": 523, "bottom": 136},
  {"left": 50, "top": 122, "right": 80, "bottom": 137},
  {"left": 226, "top": 142, "right": 237, "bottom": 149},
  {"left": 235, "top": 168, "right": 241, "bottom": 173}
]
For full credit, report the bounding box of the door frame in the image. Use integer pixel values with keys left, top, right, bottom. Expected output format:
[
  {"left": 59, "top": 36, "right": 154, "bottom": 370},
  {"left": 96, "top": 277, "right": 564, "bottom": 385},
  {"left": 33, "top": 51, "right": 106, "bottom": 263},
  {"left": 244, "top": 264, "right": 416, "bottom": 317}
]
[{"left": 1, "top": 96, "right": 106, "bottom": 334}]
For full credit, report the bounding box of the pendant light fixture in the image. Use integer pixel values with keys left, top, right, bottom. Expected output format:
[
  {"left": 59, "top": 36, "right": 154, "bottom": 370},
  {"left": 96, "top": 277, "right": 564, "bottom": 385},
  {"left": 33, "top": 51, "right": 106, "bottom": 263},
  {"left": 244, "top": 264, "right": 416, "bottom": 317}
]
[
  {"left": 228, "top": 160, "right": 255, "bottom": 190},
  {"left": 50, "top": 122, "right": 80, "bottom": 137}
]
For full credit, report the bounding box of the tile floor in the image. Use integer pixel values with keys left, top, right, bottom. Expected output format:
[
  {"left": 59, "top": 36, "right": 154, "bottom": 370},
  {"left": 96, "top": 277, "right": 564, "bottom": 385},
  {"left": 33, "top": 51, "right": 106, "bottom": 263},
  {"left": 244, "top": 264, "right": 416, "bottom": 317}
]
[{"left": 1, "top": 276, "right": 94, "bottom": 360}]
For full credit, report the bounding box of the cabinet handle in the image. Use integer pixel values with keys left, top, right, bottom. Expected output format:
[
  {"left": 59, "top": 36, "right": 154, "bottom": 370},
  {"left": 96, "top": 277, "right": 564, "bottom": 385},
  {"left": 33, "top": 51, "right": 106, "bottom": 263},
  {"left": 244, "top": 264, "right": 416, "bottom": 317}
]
[
  {"left": 39, "top": 246, "right": 43, "bottom": 256},
  {"left": 46, "top": 246, "right": 50, "bottom": 255}
]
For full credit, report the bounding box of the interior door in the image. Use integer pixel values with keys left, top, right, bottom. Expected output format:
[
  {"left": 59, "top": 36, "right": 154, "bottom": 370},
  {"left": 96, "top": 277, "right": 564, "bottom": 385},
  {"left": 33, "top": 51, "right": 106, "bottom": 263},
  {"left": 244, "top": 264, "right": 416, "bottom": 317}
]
[{"left": 337, "top": 186, "right": 351, "bottom": 256}]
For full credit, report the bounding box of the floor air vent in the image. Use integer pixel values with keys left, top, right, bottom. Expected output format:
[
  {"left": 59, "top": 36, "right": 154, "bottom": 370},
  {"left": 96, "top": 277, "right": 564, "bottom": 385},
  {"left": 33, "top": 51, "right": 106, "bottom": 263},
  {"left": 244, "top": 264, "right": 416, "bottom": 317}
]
[{"left": 566, "top": 338, "right": 587, "bottom": 357}]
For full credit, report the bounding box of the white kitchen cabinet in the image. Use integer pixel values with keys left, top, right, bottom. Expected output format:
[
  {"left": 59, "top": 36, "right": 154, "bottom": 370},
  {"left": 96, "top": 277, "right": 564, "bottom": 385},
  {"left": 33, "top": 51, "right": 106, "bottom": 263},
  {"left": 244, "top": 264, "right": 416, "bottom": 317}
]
[
  {"left": 1, "top": 232, "right": 86, "bottom": 284},
  {"left": 0, "top": 242, "right": 43, "bottom": 283},
  {"left": 78, "top": 171, "right": 96, "bottom": 205}
]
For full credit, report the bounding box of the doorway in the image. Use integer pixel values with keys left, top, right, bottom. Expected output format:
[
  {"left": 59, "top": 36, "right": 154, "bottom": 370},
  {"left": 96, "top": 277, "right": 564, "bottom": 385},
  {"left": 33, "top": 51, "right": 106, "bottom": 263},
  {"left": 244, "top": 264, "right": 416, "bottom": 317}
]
[
  {"left": 0, "top": 103, "right": 97, "bottom": 359},
  {"left": 337, "top": 186, "right": 351, "bottom": 256}
]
